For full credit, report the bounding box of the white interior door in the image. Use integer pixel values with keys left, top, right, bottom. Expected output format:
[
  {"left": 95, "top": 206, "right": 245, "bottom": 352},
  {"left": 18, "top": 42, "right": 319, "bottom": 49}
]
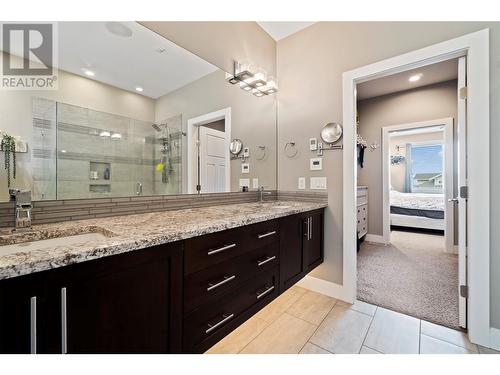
[
  {"left": 199, "top": 126, "right": 226, "bottom": 193},
  {"left": 457, "top": 56, "right": 468, "bottom": 329}
]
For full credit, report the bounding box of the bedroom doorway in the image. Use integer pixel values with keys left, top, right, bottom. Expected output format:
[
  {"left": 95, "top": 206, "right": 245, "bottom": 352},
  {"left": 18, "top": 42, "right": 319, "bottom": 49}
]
[{"left": 354, "top": 57, "right": 466, "bottom": 330}]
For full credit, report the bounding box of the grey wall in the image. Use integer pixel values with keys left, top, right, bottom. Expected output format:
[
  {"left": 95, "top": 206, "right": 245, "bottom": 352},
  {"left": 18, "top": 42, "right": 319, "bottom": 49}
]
[
  {"left": 275, "top": 22, "right": 500, "bottom": 328},
  {"left": 357, "top": 80, "right": 457, "bottom": 236}
]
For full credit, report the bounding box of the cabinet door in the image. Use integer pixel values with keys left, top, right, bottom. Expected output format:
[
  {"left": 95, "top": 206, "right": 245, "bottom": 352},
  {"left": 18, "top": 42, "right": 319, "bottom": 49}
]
[
  {"left": 279, "top": 214, "right": 306, "bottom": 292},
  {"left": 0, "top": 274, "right": 44, "bottom": 353},
  {"left": 304, "top": 210, "right": 324, "bottom": 271},
  {"left": 53, "top": 243, "right": 182, "bottom": 354}
]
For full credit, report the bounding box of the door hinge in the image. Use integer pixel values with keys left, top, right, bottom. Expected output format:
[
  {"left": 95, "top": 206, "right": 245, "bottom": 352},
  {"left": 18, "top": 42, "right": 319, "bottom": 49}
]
[
  {"left": 459, "top": 86, "right": 468, "bottom": 100},
  {"left": 460, "top": 185, "right": 468, "bottom": 199},
  {"left": 196, "top": 184, "right": 201, "bottom": 192},
  {"left": 460, "top": 285, "right": 468, "bottom": 298}
]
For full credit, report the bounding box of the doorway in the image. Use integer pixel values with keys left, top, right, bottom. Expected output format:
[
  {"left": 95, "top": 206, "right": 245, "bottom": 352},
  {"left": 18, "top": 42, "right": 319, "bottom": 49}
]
[
  {"left": 187, "top": 108, "right": 231, "bottom": 194},
  {"left": 342, "top": 30, "right": 490, "bottom": 345}
]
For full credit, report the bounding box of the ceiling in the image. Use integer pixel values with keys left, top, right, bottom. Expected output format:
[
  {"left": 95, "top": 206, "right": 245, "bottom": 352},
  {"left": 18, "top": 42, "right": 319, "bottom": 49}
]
[
  {"left": 56, "top": 22, "right": 218, "bottom": 99},
  {"left": 257, "top": 22, "right": 315, "bottom": 41},
  {"left": 357, "top": 58, "right": 459, "bottom": 100}
]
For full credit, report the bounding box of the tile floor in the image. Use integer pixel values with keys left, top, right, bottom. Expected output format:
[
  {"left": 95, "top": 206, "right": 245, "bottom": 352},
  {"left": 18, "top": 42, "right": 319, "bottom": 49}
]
[{"left": 206, "top": 285, "right": 499, "bottom": 354}]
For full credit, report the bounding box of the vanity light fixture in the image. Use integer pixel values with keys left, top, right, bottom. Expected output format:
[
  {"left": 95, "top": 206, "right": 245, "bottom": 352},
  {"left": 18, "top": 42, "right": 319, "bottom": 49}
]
[
  {"left": 226, "top": 61, "right": 278, "bottom": 97},
  {"left": 409, "top": 73, "right": 422, "bottom": 82},
  {"left": 251, "top": 88, "right": 264, "bottom": 97},
  {"left": 135, "top": 86, "right": 144, "bottom": 92},
  {"left": 84, "top": 70, "right": 95, "bottom": 77},
  {"left": 99, "top": 131, "right": 111, "bottom": 138},
  {"left": 239, "top": 81, "right": 252, "bottom": 91},
  {"left": 111, "top": 133, "right": 122, "bottom": 140}
]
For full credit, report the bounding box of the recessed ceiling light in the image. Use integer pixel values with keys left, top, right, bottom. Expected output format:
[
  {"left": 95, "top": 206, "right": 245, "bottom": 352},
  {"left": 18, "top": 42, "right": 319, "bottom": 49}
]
[
  {"left": 135, "top": 87, "right": 144, "bottom": 92},
  {"left": 409, "top": 74, "right": 422, "bottom": 82},
  {"left": 84, "top": 70, "right": 95, "bottom": 77},
  {"left": 105, "top": 22, "right": 133, "bottom": 38}
]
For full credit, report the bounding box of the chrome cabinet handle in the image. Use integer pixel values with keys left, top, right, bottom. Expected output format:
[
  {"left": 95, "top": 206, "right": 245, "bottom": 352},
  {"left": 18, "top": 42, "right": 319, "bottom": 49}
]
[
  {"left": 61, "top": 287, "right": 67, "bottom": 354},
  {"left": 30, "top": 296, "right": 37, "bottom": 354},
  {"left": 207, "top": 275, "right": 236, "bottom": 291},
  {"left": 207, "top": 243, "right": 236, "bottom": 256},
  {"left": 206, "top": 313, "right": 234, "bottom": 334},
  {"left": 448, "top": 198, "right": 459, "bottom": 203},
  {"left": 257, "top": 255, "right": 276, "bottom": 267},
  {"left": 309, "top": 217, "right": 313, "bottom": 240},
  {"left": 258, "top": 230, "right": 276, "bottom": 239},
  {"left": 256, "top": 285, "right": 275, "bottom": 300}
]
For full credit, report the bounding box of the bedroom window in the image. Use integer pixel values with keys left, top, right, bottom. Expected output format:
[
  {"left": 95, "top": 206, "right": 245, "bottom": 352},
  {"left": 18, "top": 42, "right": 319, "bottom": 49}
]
[{"left": 407, "top": 143, "right": 444, "bottom": 194}]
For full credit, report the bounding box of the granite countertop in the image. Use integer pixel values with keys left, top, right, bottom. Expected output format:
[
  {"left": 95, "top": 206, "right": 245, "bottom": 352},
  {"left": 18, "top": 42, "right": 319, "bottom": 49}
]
[{"left": 0, "top": 201, "right": 327, "bottom": 280}]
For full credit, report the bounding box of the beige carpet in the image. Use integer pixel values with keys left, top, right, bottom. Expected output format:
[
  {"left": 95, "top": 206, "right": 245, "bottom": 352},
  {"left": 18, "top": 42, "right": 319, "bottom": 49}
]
[{"left": 357, "top": 230, "right": 459, "bottom": 329}]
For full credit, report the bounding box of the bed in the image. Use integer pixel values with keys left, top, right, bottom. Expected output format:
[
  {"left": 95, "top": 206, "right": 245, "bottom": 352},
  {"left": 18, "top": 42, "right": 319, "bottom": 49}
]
[{"left": 390, "top": 190, "right": 445, "bottom": 230}]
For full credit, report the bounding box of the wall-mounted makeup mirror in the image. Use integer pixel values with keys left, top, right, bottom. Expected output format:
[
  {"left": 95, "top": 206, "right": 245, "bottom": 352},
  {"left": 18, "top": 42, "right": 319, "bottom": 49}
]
[
  {"left": 320, "top": 122, "right": 343, "bottom": 145},
  {"left": 0, "top": 21, "right": 277, "bottom": 201},
  {"left": 229, "top": 139, "right": 243, "bottom": 155}
]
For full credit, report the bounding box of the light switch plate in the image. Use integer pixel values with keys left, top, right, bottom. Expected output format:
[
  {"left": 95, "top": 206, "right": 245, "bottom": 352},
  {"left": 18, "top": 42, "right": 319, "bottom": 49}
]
[
  {"left": 239, "top": 178, "right": 250, "bottom": 188},
  {"left": 310, "top": 177, "right": 327, "bottom": 190},
  {"left": 252, "top": 178, "right": 259, "bottom": 189},
  {"left": 241, "top": 163, "right": 250, "bottom": 174},
  {"left": 310, "top": 157, "right": 323, "bottom": 171},
  {"left": 243, "top": 147, "right": 250, "bottom": 157},
  {"left": 309, "top": 138, "right": 318, "bottom": 151},
  {"left": 298, "top": 177, "right": 306, "bottom": 190}
]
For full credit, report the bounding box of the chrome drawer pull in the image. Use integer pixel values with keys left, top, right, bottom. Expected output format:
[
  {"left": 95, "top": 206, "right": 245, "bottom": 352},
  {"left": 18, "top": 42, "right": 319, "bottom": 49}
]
[
  {"left": 207, "top": 243, "right": 236, "bottom": 256},
  {"left": 256, "top": 285, "right": 275, "bottom": 300},
  {"left": 258, "top": 230, "right": 276, "bottom": 239},
  {"left": 61, "top": 287, "right": 67, "bottom": 354},
  {"left": 206, "top": 313, "right": 235, "bottom": 334},
  {"left": 257, "top": 255, "right": 276, "bottom": 267},
  {"left": 30, "top": 296, "right": 37, "bottom": 354},
  {"left": 207, "top": 275, "right": 236, "bottom": 291}
]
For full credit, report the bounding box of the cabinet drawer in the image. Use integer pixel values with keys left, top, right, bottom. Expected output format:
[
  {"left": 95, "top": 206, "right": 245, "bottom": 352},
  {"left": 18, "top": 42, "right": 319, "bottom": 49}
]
[
  {"left": 184, "top": 243, "right": 278, "bottom": 313},
  {"left": 183, "top": 268, "right": 278, "bottom": 351},
  {"left": 184, "top": 220, "right": 278, "bottom": 275}
]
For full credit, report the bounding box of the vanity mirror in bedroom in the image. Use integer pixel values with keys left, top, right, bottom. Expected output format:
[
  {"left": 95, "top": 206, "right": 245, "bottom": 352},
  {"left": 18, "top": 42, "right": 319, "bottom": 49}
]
[{"left": 0, "top": 21, "right": 277, "bottom": 202}]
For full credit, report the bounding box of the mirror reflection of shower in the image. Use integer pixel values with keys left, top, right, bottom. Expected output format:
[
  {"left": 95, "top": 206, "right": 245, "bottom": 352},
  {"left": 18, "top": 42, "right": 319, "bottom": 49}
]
[{"left": 151, "top": 117, "right": 186, "bottom": 193}]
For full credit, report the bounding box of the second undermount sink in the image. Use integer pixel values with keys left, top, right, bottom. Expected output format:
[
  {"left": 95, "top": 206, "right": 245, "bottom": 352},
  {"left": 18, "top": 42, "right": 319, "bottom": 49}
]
[{"left": 0, "top": 232, "right": 109, "bottom": 257}]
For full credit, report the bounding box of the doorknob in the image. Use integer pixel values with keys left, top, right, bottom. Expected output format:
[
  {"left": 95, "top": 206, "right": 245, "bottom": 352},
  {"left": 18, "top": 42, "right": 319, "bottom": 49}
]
[{"left": 448, "top": 198, "right": 459, "bottom": 203}]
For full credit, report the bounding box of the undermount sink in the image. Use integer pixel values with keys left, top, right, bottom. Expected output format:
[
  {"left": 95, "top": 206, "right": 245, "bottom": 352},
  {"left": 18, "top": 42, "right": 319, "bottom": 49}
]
[
  {"left": 271, "top": 205, "right": 292, "bottom": 209},
  {"left": 0, "top": 232, "right": 109, "bottom": 257}
]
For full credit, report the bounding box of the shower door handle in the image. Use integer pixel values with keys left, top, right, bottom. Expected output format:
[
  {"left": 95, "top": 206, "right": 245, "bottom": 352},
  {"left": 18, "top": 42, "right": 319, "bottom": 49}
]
[{"left": 136, "top": 182, "right": 143, "bottom": 196}]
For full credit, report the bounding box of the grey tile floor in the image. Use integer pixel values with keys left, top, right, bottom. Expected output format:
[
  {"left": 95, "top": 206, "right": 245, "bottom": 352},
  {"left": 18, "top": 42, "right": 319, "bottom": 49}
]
[{"left": 206, "top": 286, "right": 498, "bottom": 354}]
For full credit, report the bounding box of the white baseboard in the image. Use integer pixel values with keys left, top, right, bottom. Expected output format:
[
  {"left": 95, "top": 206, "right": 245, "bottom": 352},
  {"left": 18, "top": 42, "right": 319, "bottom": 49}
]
[
  {"left": 364, "top": 234, "right": 387, "bottom": 244},
  {"left": 296, "top": 275, "right": 353, "bottom": 303},
  {"left": 489, "top": 327, "right": 500, "bottom": 351}
]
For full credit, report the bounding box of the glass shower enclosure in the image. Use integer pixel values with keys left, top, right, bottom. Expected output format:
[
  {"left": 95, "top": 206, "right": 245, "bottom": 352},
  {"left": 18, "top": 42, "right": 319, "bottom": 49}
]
[{"left": 32, "top": 98, "right": 183, "bottom": 200}]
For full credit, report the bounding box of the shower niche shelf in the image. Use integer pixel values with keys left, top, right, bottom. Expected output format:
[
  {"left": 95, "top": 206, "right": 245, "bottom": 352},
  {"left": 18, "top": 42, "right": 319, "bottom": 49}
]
[
  {"left": 89, "top": 184, "right": 111, "bottom": 194},
  {"left": 89, "top": 161, "right": 111, "bottom": 181}
]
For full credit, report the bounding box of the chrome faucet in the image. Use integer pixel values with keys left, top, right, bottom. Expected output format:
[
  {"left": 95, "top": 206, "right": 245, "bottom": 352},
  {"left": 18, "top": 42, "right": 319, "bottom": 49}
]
[
  {"left": 258, "top": 186, "right": 272, "bottom": 202},
  {"left": 9, "top": 189, "right": 32, "bottom": 232}
]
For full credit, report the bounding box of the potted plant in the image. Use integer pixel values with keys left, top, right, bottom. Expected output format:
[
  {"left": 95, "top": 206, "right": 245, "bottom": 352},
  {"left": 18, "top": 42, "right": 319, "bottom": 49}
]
[{"left": 1, "top": 131, "right": 17, "bottom": 187}]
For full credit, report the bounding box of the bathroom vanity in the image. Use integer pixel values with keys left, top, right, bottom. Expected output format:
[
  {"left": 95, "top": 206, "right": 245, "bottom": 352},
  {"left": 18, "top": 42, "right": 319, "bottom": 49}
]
[{"left": 0, "top": 201, "right": 325, "bottom": 354}]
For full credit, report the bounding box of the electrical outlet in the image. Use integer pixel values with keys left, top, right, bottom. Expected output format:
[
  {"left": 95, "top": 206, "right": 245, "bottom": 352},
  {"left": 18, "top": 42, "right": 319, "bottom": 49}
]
[
  {"left": 243, "top": 147, "right": 250, "bottom": 157},
  {"left": 298, "top": 177, "right": 306, "bottom": 190},
  {"left": 310, "top": 177, "right": 327, "bottom": 190},
  {"left": 309, "top": 138, "right": 318, "bottom": 151},
  {"left": 252, "top": 178, "right": 259, "bottom": 189},
  {"left": 239, "top": 178, "right": 250, "bottom": 188}
]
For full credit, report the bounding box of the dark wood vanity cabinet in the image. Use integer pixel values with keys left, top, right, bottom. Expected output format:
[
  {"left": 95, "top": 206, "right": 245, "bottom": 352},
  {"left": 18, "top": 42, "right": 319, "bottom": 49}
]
[
  {"left": 279, "top": 209, "right": 324, "bottom": 293},
  {"left": 0, "top": 273, "right": 46, "bottom": 353},
  {"left": 0, "top": 208, "right": 324, "bottom": 354},
  {"left": 0, "top": 243, "right": 183, "bottom": 354},
  {"left": 47, "top": 243, "right": 183, "bottom": 354}
]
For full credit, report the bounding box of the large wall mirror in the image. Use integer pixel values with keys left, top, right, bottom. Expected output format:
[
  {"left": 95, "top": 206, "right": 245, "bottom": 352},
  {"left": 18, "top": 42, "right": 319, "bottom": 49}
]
[{"left": 0, "top": 22, "right": 277, "bottom": 201}]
